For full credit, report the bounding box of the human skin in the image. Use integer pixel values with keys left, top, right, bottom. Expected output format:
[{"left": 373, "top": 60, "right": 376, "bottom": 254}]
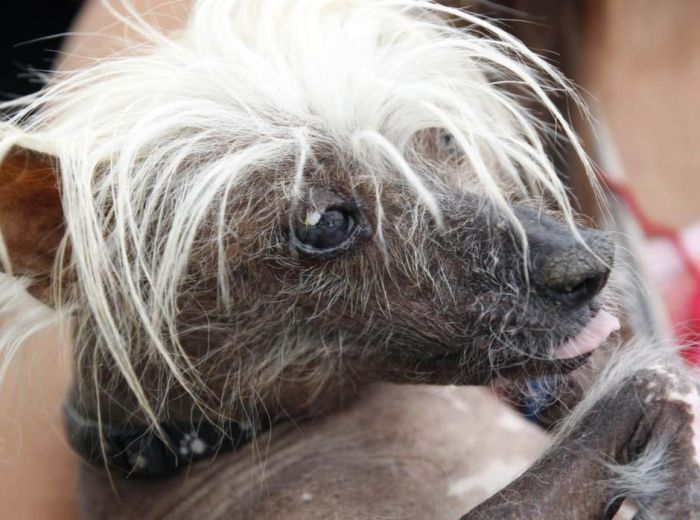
[{"left": 58, "top": 0, "right": 192, "bottom": 72}]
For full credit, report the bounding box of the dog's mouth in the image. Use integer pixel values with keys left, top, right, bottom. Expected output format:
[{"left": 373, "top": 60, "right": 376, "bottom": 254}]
[
  {"left": 399, "top": 308, "right": 621, "bottom": 384},
  {"left": 551, "top": 310, "right": 620, "bottom": 360},
  {"left": 492, "top": 309, "right": 621, "bottom": 381}
]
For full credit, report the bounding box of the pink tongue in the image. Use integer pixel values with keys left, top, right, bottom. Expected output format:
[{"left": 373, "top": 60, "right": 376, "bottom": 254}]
[{"left": 554, "top": 311, "right": 620, "bottom": 360}]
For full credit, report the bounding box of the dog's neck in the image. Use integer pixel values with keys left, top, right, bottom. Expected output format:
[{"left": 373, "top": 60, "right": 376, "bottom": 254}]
[
  {"left": 66, "top": 322, "right": 367, "bottom": 477},
  {"left": 64, "top": 383, "right": 270, "bottom": 477}
]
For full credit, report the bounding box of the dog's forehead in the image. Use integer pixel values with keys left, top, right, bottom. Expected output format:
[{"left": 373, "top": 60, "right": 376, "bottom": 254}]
[{"left": 284, "top": 134, "right": 463, "bottom": 184}]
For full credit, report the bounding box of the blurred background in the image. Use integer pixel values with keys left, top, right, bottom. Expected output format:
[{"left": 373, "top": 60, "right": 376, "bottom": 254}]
[{"left": 1, "top": 1, "right": 699, "bottom": 518}]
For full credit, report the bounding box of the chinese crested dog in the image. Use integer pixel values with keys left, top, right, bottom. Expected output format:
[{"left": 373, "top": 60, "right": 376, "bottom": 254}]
[{"left": 0, "top": 1, "right": 699, "bottom": 518}]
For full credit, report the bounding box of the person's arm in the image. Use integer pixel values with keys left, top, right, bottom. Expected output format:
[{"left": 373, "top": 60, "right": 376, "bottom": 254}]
[{"left": 58, "top": 0, "right": 192, "bottom": 71}]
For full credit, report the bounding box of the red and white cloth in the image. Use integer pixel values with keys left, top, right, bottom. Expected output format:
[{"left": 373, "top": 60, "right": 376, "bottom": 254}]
[
  {"left": 602, "top": 173, "right": 700, "bottom": 365},
  {"left": 644, "top": 223, "right": 700, "bottom": 364}
]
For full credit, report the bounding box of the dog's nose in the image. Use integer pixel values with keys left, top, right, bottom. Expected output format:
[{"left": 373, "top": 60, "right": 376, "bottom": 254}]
[
  {"left": 535, "top": 234, "right": 613, "bottom": 309},
  {"left": 513, "top": 207, "right": 614, "bottom": 310}
]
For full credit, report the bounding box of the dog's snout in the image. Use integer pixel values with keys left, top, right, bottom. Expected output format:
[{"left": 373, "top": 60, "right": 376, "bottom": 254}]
[{"left": 513, "top": 207, "right": 614, "bottom": 310}]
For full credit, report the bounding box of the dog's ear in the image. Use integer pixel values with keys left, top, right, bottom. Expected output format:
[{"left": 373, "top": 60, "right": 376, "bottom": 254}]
[{"left": 0, "top": 145, "right": 65, "bottom": 302}]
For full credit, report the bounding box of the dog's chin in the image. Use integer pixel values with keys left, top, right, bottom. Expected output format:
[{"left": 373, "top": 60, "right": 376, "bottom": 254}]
[
  {"left": 377, "top": 349, "right": 591, "bottom": 386},
  {"left": 382, "top": 310, "right": 621, "bottom": 386},
  {"left": 394, "top": 350, "right": 594, "bottom": 386}
]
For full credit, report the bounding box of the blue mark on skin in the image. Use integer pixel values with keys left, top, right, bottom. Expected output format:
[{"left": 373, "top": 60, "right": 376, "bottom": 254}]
[{"left": 523, "top": 376, "right": 562, "bottom": 423}]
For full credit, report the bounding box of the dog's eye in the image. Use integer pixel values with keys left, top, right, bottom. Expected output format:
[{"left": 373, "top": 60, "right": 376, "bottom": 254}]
[
  {"left": 295, "top": 208, "right": 354, "bottom": 250},
  {"left": 290, "top": 188, "right": 371, "bottom": 258}
]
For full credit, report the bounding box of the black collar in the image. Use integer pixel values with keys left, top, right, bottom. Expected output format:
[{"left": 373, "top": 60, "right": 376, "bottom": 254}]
[{"left": 64, "top": 402, "right": 265, "bottom": 478}]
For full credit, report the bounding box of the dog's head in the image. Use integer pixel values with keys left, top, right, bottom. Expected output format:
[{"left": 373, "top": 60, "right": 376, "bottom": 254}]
[{"left": 0, "top": 0, "right": 616, "bottom": 419}]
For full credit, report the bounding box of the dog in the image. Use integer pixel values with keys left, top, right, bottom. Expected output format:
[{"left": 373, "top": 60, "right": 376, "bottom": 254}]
[{"left": 1, "top": 1, "right": 699, "bottom": 517}]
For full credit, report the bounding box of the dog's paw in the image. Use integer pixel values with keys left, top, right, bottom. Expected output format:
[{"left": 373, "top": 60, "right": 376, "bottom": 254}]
[{"left": 617, "top": 367, "right": 700, "bottom": 519}]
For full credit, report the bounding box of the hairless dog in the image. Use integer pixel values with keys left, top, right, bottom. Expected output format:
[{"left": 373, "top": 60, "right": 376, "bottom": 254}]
[{"left": 0, "top": 1, "right": 698, "bottom": 518}]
